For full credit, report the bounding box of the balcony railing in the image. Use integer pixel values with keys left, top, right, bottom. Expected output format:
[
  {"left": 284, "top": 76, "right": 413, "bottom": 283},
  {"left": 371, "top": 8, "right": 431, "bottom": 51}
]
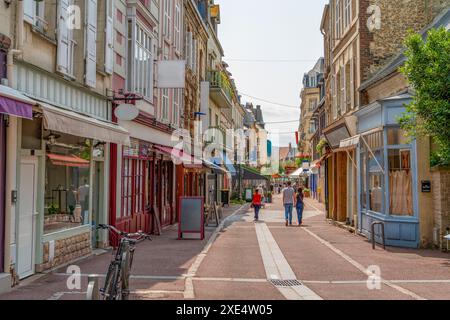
[{"left": 208, "top": 70, "right": 235, "bottom": 108}]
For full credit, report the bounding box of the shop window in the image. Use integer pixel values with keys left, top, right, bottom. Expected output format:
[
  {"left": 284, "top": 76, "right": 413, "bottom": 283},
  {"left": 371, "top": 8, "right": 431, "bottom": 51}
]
[
  {"left": 388, "top": 149, "right": 413, "bottom": 216},
  {"left": 368, "top": 150, "right": 384, "bottom": 213},
  {"left": 44, "top": 133, "right": 91, "bottom": 234},
  {"left": 360, "top": 152, "right": 367, "bottom": 209}
]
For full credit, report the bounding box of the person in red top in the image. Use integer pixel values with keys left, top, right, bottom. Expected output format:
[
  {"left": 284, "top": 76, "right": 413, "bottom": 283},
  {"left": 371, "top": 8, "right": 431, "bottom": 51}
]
[{"left": 252, "top": 189, "right": 262, "bottom": 222}]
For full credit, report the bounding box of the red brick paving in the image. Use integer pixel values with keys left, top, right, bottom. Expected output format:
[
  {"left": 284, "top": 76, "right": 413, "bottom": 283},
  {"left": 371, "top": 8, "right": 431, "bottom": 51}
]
[{"left": 1, "top": 195, "right": 449, "bottom": 300}]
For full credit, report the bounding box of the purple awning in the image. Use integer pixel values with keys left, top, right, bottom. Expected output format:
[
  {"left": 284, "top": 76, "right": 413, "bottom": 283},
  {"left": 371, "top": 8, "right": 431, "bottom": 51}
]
[{"left": 0, "top": 95, "right": 33, "bottom": 119}]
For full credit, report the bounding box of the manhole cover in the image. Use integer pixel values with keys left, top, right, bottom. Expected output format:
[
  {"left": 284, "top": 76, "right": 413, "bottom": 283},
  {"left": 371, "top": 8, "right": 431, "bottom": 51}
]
[{"left": 269, "top": 279, "right": 303, "bottom": 287}]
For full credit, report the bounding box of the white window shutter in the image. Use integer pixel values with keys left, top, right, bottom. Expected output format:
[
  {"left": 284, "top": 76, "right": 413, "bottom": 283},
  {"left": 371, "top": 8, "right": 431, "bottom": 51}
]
[
  {"left": 104, "top": 1, "right": 114, "bottom": 74},
  {"left": 85, "top": 0, "right": 98, "bottom": 88},
  {"left": 23, "top": 0, "right": 35, "bottom": 24},
  {"left": 148, "top": 38, "right": 154, "bottom": 102},
  {"left": 57, "top": 0, "right": 71, "bottom": 75},
  {"left": 192, "top": 38, "right": 197, "bottom": 73},
  {"left": 186, "top": 32, "right": 192, "bottom": 68},
  {"left": 350, "top": 58, "right": 354, "bottom": 109}
]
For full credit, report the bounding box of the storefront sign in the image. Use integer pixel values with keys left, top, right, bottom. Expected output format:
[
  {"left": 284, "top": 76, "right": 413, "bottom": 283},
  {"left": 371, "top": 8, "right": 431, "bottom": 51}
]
[{"left": 421, "top": 181, "right": 431, "bottom": 193}]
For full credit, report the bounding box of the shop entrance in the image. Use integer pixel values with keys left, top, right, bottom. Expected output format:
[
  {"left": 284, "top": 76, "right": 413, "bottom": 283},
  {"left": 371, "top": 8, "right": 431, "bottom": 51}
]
[{"left": 17, "top": 156, "right": 38, "bottom": 279}]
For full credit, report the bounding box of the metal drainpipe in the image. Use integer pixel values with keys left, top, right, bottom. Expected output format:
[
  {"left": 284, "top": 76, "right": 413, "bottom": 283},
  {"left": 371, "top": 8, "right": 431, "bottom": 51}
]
[{"left": 4, "top": 0, "right": 24, "bottom": 276}]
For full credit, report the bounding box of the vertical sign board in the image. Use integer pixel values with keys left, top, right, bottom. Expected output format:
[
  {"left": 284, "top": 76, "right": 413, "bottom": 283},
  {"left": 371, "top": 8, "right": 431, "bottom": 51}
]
[{"left": 178, "top": 197, "right": 204, "bottom": 240}]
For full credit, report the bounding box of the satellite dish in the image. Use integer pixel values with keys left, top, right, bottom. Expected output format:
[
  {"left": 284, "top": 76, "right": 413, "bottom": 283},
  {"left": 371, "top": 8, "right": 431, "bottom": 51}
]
[{"left": 115, "top": 104, "right": 139, "bottom": 121}]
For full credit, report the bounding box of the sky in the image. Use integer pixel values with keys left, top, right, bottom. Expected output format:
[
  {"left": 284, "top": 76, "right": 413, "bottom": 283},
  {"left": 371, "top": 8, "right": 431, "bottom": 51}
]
[{"left": 215, "top": 0, "right": 328, "bottom": 147}]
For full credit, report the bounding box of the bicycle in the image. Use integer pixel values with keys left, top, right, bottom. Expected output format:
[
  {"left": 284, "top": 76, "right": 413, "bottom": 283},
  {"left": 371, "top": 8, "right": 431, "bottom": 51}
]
[{"left": 86, "top": 224, "right": 151, "bottom": 300}]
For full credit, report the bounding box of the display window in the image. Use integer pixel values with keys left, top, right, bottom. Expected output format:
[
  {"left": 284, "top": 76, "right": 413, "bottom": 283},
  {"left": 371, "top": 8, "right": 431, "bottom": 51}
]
[{"left": 44, "top": 132, "right": 92, "bottom": 234}]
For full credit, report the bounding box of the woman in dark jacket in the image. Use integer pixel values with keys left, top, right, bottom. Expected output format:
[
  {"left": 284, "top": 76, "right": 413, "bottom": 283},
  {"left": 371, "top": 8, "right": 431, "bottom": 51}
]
[{"left": 294, "top": 188, "right": 305, "bottom": 226}]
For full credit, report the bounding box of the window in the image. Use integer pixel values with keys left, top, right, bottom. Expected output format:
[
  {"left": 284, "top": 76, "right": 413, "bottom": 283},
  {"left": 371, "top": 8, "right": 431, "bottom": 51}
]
[
  {"left": 360, "top": 131, "right": 385, "bottom": 214},
  {"left": 335, "top": 0, "right": 341, "bottom": 39},
  {"left": 121, "top": 141, "right": 148, "bottom": 219},
  {"left": 44, "top": 133, "right": 91, "bottom": 234},
  {"left": 163, "top": 0, "right": 173, "bottom": 40},
  {"left": 344, "top": 0, "right": 352, "bottom": 29},
  {"left": 388, "top": 149, "right": 413, "bottom": 216},
  {"left": 345, "top": 61, "right": 351, "bottom": 112},
  {"left": 129, "top": 22, "right": 154, "bottom": 100},
  {"left": 173, "top": 89, "right": 180, "bottom": 127}
]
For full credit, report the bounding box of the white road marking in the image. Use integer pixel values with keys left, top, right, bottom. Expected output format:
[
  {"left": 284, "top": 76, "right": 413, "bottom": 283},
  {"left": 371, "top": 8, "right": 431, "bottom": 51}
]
[
  {"left": 302, "top": 227, "right": 427, "bottom": 300},
  {"left": 255, "top": 222, "right": 322, "bottom": 300}
]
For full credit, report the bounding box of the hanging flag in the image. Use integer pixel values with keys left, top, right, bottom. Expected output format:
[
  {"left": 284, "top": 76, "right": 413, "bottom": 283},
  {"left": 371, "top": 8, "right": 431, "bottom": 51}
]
[{"left": 295, "top": 131, "right": 299, "bottom": 145}]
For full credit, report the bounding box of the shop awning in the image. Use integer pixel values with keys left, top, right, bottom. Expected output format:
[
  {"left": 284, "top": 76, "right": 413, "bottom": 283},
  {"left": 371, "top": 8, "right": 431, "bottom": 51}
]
[
  {"left": 39, "top": 101, "right": 130, "bottom": 146},
  {"left": 154, "top": 145, "right": 203, "bottom": 169},
  {"left": 47, "top": 153, "right": 90, "bottom": 168},
  {"left": 290, "top": 167, "right": 304, "bottom": 177},
  {"left": 203, "top": 159, "right": 228, "bottom": 174},
  {"left": 0, "top": 85, "right": 35, "bottom": 119},
  {"left": 242, "top": 167, "right": 269, "bottom": 181},
  {"left": 340, "top": 135, "right": 360, "bottom": 149}
]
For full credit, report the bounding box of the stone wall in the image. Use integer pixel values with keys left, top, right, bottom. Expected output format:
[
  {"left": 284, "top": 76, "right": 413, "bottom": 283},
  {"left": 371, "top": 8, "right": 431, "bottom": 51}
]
[
  {"left": 37, "top": 232, "right": 92, "bottom": 272},
  {"left": 432, "top": 169, "right": 450, "bottom": 250},
  {"left": 362, "top": 0, "right": 450, "bottom": 79}
]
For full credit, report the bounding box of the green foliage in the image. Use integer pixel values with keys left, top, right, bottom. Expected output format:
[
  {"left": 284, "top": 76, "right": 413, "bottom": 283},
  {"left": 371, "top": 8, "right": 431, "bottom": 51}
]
[
  {"left": 399, "top": 27, "right": 450, "bottom": 167},
  {"left": 316, "top": 139, "right": 329, "bottom": 156}
]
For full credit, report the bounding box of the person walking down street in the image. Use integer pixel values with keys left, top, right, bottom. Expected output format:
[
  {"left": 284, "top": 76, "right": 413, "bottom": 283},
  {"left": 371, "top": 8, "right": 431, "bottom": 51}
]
[
  {"left": 295, "top": 187, "right": 305, "bottom": 226},
  {"left": 282, "top": 182, "right": 295, "bottom": 226},
  {"left": 252, "top": 189, "right": 262, "bottom": 222}
]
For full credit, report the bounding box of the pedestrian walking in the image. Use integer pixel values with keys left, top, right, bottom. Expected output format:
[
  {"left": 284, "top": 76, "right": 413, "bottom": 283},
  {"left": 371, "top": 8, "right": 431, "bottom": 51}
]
[
  {"left": 252, "top": 189, "right": 262, "bottom": 222},
  {"left": 282, "top": 181, "right": 295, "bottom": 226},
  {"left": 295, "top": 187, "right": 305, "bottom": 226}
]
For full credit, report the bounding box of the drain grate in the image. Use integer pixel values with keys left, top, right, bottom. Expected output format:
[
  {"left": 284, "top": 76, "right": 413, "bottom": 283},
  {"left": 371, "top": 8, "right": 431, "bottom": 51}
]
[{"left": 269, "top": 279, "right": 303, "bottom": 287}]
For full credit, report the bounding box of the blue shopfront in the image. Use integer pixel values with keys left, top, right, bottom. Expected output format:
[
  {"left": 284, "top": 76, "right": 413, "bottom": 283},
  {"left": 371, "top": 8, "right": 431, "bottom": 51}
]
[{"left": 356, "top": 93, "right": 420, "bottom": 248}]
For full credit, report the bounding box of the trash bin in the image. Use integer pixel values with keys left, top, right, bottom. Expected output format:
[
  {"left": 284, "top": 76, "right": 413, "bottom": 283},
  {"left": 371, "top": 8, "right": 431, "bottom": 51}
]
[{"left": 221, "top": 189, "right": 230, "bottom": 207}]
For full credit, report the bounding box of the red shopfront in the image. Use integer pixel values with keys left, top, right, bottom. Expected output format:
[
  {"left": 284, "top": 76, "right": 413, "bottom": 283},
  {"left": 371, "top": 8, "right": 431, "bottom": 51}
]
[{"left": 109, "top": 140, "right": 176, "bottom": 244}]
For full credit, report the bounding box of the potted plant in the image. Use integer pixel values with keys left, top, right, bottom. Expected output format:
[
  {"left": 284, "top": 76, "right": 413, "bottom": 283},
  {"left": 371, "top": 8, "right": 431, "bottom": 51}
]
[
  {"left": 304, "top": 189, "right": 311, "bottom": 198},
  {"left": 47, "top": 204, "right": 59, "bottom": 216}
]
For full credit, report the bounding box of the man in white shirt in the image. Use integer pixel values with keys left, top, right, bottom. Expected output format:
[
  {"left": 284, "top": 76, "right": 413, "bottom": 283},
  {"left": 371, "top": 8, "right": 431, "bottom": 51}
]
[{"left": 282, "top": 181, "right": 295, "bottom": 227}]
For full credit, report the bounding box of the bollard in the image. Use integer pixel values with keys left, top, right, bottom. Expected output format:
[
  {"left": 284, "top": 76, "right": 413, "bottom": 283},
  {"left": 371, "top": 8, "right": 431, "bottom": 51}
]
[{"left": 371, "top": 222, "right": 386, "bottom": 250}]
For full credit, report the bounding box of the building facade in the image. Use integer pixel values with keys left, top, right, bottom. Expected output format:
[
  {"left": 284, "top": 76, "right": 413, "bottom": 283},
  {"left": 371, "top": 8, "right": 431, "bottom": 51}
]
[{"left": 319, "top": 0, "right": 450, "bottom": 246}]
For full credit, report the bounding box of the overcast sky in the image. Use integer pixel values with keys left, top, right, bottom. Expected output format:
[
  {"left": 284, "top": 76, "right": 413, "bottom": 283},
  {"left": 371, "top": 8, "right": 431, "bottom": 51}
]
[{"left": 216, "top": 0, "right": 328, "bottom": 147}]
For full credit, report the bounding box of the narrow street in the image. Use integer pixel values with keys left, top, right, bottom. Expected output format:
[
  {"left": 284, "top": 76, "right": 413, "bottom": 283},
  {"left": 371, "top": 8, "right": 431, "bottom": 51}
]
[{"left": 1, "top": 194, "right": 449, "bottom": 301}]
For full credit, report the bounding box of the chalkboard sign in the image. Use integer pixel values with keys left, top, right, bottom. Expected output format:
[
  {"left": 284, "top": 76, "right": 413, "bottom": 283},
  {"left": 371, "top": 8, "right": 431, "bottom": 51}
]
[{"left": 178, "top": 197, "right": 204, "bottom": 240}]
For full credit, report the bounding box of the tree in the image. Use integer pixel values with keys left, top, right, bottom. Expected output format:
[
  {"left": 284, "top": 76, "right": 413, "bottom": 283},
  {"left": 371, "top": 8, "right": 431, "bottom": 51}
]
[{"left": 399, "top": 27, "right": 450, "bottom": 167}]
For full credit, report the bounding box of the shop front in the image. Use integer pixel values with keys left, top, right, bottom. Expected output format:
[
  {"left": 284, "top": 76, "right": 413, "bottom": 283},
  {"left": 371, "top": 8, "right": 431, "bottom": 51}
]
[
  {"left": 32, "top": 102, "right": 129, "bottom": 273},
  {"left": 0, "top": 84, "right": 35, "bottom": 280},
  {"left": 356, "top": 93, "right": 420, "bottom": 248},
  {"left": 323, "top": 116, "right": 357, "bottom": 225},
  {"left": 10, "top": 62, "right": 129, "bottom": 276}
]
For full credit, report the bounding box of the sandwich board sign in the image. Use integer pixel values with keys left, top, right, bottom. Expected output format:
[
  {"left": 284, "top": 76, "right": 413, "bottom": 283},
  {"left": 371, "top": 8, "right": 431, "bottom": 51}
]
[{"left": 178, "top": 197, "right": 204, "bottom": 240}]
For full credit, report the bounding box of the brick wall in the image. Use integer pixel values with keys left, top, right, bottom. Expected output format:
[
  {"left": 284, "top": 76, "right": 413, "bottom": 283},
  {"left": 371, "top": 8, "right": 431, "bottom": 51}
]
[
  {"left": 37, "top": 233, "right": 92, "bottom": 272},
  {"left": 432, "top": 169, "right": 450, "bottom": 250}
]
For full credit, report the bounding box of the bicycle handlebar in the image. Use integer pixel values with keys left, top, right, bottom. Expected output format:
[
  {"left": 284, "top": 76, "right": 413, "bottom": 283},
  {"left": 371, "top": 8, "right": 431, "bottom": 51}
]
[{"left": 97, "top": 224, "right": 152, "bottom": 241}]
